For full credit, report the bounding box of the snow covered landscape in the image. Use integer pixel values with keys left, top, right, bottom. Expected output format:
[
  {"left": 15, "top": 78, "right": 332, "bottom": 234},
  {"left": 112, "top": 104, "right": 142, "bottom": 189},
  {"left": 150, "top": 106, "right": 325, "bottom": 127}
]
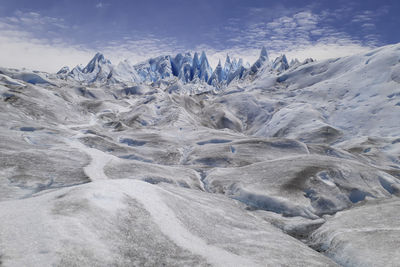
[{"left": 0, "top": 41, "right": 399, "bottom": 266}]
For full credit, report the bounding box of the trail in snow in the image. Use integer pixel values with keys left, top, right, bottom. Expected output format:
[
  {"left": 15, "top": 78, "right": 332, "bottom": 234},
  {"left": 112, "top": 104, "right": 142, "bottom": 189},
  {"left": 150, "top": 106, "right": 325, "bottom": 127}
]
[
  {"left": 58, "top": 116, "right": 115, "bottom": 181},
  {"left": 114, "top": 180, "right": 261, "bottom": 267},
  {"left": 66, "top": 140, "right": 114, "bottom": 181}
]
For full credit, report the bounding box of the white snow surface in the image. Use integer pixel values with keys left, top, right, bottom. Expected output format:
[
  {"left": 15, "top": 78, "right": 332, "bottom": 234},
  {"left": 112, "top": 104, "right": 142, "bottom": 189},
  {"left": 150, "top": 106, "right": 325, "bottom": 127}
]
[
  {"left": 0, "top": 180, "right": 336, "bottom": 266},
  {"left": 0, "top": 43, "right": 399, "bottom": 266}
]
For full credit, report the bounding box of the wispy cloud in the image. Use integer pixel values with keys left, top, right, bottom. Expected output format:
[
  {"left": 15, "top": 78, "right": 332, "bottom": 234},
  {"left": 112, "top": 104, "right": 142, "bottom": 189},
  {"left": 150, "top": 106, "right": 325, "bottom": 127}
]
[
  {"left": 0, "top": 5, "right": 393, "bottom": 72},
  {"left": 4, "top": 10, "right": 69, "bottom": 32},
  {"left": 0, "top": 11, "right": 93, "bottom": 71},
  {"left": 207, "top": 6, "right": 387, "bottom": 63},
  {"left": 0, "top": 11, "right": 184, "bottom": 71},
  {"left": 351, "top": 11, "right": 374, "bottom": 23},
  {"left": 100, "top": 36, "right": 186, "bottom": 64},
  {"left": 351, "top": 7, "right": 389, "bottom": 24}
]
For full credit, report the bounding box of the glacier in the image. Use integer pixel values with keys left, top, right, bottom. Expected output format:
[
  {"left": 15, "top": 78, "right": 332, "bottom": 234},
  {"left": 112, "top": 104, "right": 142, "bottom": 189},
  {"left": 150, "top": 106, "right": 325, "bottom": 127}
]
[
  {"left": 0, "top": 43, "right": 399, "bottom": 266},
  {"left": 58, "top": 47, "right": 301, "bottom": 90}
]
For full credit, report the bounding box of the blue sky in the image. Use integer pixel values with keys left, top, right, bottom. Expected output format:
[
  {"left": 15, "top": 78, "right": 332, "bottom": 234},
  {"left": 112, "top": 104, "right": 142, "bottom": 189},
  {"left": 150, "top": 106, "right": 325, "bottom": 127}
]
[{"left": 0, "top": 0, "right": 399, "bottom": 71}]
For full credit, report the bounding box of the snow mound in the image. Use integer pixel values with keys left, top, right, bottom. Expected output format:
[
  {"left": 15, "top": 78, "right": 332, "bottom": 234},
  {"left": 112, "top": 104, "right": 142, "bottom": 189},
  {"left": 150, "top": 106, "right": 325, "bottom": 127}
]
[{"left": 0, "top": 180, "right": 336, "bottom": 266}]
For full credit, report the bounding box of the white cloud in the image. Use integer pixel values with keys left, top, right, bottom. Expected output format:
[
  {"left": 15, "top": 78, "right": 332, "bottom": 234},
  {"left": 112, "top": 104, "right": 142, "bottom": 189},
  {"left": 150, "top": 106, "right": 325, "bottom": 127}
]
[
  {"left": 0, "top": 11, "right": 183, "bottom": 72},
  {"left": 278, "top": 43, "right": 372, "bottom": 62},
  {"left": 0, "top": 34, "right": 94, "bottom": 72},
  {"left": 197, "top": 43, "right": 373, "bottom": 70},
  {"left": 9, "top": 10, "right": 69, "bottom": 30},
  {"left": 361, "top": 23, "right": 376, "bottom": 29},
  {"left": 0, "top": 11, "right": 93, "bottom": 72},
  {"left": 351, "top": 11, "right": 374, "bottom": 23},
  {"left": 211, "top": 9, "right": 378, "bottom": 64},
  {"left": 191, "top": 7, "right": 386, "bottom": 68},
  {"left": 0, "top": 8, "right": 385, "bottom": 73}
]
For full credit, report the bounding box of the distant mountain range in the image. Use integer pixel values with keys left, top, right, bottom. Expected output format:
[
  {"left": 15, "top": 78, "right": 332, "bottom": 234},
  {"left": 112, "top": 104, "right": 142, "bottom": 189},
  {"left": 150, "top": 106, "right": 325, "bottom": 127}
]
[{"left": 57, "top": 48, "right": 313, "bottom": 87}]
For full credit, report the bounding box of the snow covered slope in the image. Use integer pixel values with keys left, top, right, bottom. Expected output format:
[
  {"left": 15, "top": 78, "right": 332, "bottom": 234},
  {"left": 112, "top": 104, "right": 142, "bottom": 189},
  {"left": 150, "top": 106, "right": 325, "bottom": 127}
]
[{"left": 0, "top": 43, "right": 399, "bottom": 266}]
